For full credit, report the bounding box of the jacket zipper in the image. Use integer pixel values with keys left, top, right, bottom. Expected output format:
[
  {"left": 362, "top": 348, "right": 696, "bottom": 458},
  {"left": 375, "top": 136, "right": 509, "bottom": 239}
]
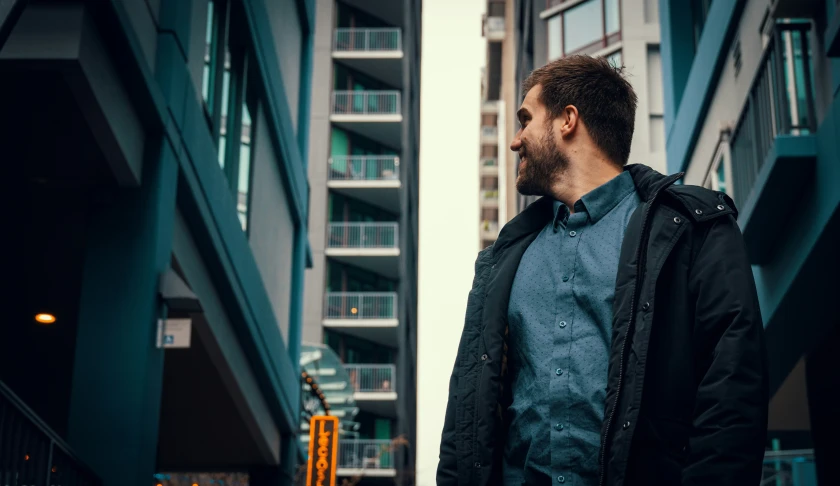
[{"left": 598, "top": 172, "right": 683, "bottom": 486}]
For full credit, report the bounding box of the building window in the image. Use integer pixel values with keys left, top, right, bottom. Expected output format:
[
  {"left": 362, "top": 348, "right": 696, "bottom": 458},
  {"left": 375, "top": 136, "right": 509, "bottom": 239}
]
[
  {"left": 547, "top": 0, "right": 622, "bottom": 60},
  {"left": 201, "top": 0, "right": 257, "bottom": 232}
]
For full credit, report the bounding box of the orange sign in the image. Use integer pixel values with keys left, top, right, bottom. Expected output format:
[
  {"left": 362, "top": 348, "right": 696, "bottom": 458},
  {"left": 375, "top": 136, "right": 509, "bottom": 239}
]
[{"left": 306, "top": 415, "right": 339, "bottom": 486}]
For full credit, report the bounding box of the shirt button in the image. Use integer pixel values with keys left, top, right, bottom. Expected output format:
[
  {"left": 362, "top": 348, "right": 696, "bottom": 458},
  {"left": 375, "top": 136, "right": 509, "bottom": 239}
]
[
  {"left": 562, "top": 275, "right": 569, "bottom": 282},
  {"left": 559, "top": 321, "right": 567, "bottom": 328},
  {"left": 557, "top": 476, "right": 565, "bottom": 483},
  {"left": 568, "top": 230, "right": 577, "bottom": 237},
  {"left": 555, "top": 368, "right": 563, "bottom": 375},
  {"left": 554, "top": 423, "right": 564, "bottom": 431}
]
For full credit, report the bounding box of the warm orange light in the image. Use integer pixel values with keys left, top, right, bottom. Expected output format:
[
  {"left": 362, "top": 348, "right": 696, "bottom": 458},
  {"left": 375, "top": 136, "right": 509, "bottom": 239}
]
[
  {"left": 52, "top": 467, "right": 57, "bottom": 473},
  {"left": 35, "top": 313, "right": 56, "bottom": 324},
  {"left": 24, "top": 454, "right": 30, "bottom": 461},
  {"left": 192, "top": 483, "right": 198, "bottom": 486},
  {"left": 350, "top": 307, "right": 358, "bottom": 315},
  {"left": 156, "top": 483, "right": 163, "bottom": 486}
]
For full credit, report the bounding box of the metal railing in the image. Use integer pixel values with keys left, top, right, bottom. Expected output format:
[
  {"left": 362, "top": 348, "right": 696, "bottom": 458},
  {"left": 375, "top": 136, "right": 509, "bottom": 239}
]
[
  {"left": 328, "top": 156, "right": 400, "bottom": 181},
  {"left": 0, "top": 381, "right": 102, "bottom": 486},
  {"left": 481, "top": 125, "right": 498, "bottom": 139},
  {"left": 481, "top": 220, "right": 500, "bottom": 235},
  {"left": 481, "top": 189, "right": 499, "bottom": 201},
  {"left": 324, "top": 292, "right": 398, "bottom": 320},
  {"left": 761, "top": 449, "right": 816, "bottom": 485},
  {"left": 481, "top": 157, "right": 498, "bottom": 167},
  {"left": 332, "top": 91, "right": 401, "bottom": 115},
  {"left": 334, "top": 28, "right": 402, "bottom": 52},
  {"left": 338, "top": 440, "right": 395, "bottom": 470},
  {"left": 327, "top": 222, "right": 399, "bottom": 249},
  {"left": 344, "top": 364, "right": 396, "bottom": 393},
  {"left": 729, "top": 23, "right": 815, "bottom": 209}
]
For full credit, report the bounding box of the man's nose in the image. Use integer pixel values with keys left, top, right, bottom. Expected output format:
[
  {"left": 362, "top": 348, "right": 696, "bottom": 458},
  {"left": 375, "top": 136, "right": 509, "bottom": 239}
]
[{"left": 510, "top": 133, "right": 522, "bottom": 152}]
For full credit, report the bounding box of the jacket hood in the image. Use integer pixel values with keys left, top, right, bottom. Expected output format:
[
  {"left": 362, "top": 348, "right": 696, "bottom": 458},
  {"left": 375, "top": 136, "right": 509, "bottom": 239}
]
[{"left": 494, "top": 164, "right": 735, "bottom": 256}]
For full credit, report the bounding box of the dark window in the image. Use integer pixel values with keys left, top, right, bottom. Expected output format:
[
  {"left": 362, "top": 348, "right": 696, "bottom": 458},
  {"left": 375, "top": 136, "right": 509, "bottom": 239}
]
[
  {"left": 200, "top": 0, "right": 257, "bottom": 232},
  {"left": 691, "top": 0, "right": 713, "bottom": 52}
]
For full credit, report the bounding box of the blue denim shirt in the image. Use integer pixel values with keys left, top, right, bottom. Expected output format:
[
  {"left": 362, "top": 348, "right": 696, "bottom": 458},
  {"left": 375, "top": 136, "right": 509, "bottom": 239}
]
[{"left": 503, "top": 171, "right": 640, "bottom": 486}]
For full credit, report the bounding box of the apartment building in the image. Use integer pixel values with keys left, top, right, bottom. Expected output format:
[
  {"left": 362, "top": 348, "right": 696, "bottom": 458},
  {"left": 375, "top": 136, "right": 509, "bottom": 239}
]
[
  {"left": 301, "top": 0, "right": 421, "bottom": 483},
  {"left": 514, "top": 0, "right": 666, "bottom": 212},
  {"left": 0, "top": 1, "right": 314, "bottom": 486},
  {"left": 660, "top": 0, "right": 840, "bottom": 482}
]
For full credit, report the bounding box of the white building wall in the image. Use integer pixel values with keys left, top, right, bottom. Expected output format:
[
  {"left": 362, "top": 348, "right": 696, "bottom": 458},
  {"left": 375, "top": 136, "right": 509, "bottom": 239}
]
[{"left": 415, "top": 0, "right": 484, "bottom": 484}]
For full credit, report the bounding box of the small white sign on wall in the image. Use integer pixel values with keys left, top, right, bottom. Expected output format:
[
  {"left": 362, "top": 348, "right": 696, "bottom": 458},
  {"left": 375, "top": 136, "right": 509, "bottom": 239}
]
[{"left": 156, "top": 318, "right": 192, "bottom": 349}]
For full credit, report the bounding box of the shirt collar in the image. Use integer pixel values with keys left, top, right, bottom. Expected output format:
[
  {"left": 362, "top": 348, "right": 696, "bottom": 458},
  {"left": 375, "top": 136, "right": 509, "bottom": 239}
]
[
  {"left": 551, "top": 171, "right": 636, "bottom": 228},
  {"left": 580, "top": 171, "right": 636, "bottom": 223}
]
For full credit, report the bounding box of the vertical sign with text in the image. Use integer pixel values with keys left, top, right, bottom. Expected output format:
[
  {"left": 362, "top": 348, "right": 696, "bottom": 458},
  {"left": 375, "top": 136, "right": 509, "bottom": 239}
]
[{"left": 307, "top": 415, "right": 339, "bottom": 486}]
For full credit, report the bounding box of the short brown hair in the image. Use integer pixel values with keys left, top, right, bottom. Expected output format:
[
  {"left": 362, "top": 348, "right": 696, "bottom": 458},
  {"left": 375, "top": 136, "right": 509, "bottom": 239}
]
[{"left": 522, "top": 55, "right": 637, "bottom": 165}]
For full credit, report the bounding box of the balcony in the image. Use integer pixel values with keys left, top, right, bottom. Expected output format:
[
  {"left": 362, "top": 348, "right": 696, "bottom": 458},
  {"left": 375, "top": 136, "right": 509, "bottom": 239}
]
[
  {"left": 481, "top": 100, "right": 500, "bottom": 113},
  {"left": 481, "top": 125, "right": 498, "bottom": 144},
  {"left": 729, "top": 23, "right": 818, "bottom": 264},
  {"left": 323, "top": 292, "right": 399, "bottom": 347},
  {"left": 485, "top": 15, "right": 505, "bottom": 41},
  {"left": 333, "top": 28, "right": 404, "bottom": 87},
  {"left": 480, "top": 157, "right": 498, "bottom": 175},
  {"left": 330, "top": 91, "right": 402, "bottom": 147},
  {"left": 481, "top": 220, "right": 500, "bottom": 240},
  {"left": 345, "top": 364, "right": 397, "bottom": 417},
  {"left": 0, "top": 381, "right": 102, "bottom": 486},
  {"left": 481, "top": 189, "right": 499, "bottom": 207},
  {"left": 326, "top": 222, "right": 400, "bottom": 278},
  {"left": 327, "top": 155, "right": 401, "bottom": 211},
  {"left": 337, "top": 439, "right": 396, "bottom": 478}
]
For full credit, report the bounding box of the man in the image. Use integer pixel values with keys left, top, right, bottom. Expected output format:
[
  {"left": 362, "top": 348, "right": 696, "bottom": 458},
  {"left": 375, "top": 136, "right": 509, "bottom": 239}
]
[{"left": 437, "top": 56, "right": 768, "bottom": 486}]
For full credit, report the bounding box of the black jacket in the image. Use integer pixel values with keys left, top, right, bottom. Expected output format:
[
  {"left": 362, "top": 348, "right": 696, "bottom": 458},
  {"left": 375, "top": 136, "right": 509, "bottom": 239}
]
[{"left": 437, "top": 165, "right": 768, "bottom": 486}]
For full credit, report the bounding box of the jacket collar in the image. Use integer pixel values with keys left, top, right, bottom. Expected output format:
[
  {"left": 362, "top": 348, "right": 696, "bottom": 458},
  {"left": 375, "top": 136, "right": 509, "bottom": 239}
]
[{"left": 494, "top": 164, "right": 681, "bottom": 256}]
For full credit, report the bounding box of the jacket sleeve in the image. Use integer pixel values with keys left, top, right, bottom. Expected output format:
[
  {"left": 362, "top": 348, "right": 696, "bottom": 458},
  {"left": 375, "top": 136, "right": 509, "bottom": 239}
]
[
  {"left": 436, "top": 335, "right": 462, "bottom": 485},
  {"left": 683, "top": 215, "right": 769, "bottom": 485},
  {"left": 438, "top": 249, "right": 490, "bottom": 485}
]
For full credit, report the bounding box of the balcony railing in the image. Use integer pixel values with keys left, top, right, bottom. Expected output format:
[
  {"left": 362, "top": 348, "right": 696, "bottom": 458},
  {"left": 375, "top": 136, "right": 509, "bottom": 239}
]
[
  {"left": 481, "top": 220, "right": 500, "bottom": 235},
  {"left": 338, "top": 440, "right": 395, "bottom": 470},
  {"left": 481, "top": 125, "right": 498, "bottom": 139},
  {"left": 328, "top": 222, "right": 399, "bottom": 249},
  {"left": 730, "top": 23, "right": 816, "bottom": 209},
  {"left": 344, "top": 364, "right": 396, "bottom": 393},
  {"left": 334, "top": 28, "right": 402, "bottom": 52},
  {"left": 332, "top": 91, "right": 401, "bottom": 115},
  {"left": 481, "top": 189, "right": 499, "bottom": 202},
  {"left": 0, "top": 381, "right": 102, "bottom": 486},
  {"left": 481, "top": 157, "right": 498, "bottom": 168},
  {"left": 329, "top": 155, "right": 400, "bottom": 181},
  {"left": 761, "top": 449, "right": 816, "bottom": 485},
  {"left": 324, "top": 292, "right": 397, "bottom": 320}
]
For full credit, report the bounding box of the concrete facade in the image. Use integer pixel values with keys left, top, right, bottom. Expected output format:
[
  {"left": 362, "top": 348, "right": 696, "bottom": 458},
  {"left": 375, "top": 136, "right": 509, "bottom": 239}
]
[{"left": 301, "top": 0, "right": 421, "bottom": 483}]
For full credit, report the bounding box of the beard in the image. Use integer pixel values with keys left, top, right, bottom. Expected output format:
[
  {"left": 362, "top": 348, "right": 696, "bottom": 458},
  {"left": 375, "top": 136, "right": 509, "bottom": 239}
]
[{"left": 516, "top": 129, "right": 569, "bottom": 196}]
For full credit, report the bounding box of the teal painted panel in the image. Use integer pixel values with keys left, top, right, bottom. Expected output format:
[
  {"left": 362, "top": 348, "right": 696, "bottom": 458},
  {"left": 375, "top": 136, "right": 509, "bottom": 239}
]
[
  {"left": 664, "top": 0, "right": 746, "bottom": 174},
  {"left": 97, "top": 0, "right": 305, "bottom": 433},
  {"left": 157, "top": 0, "right": 192, "bottom": 59},
  {"left": 752, "top": 99, "right": 840, "bottom": 325},
  {"left": 68, "top": 137, "right": 178, "bottom": 486},
  {"left": 659, "top": 0, "right": 696, "bottom": 137}
]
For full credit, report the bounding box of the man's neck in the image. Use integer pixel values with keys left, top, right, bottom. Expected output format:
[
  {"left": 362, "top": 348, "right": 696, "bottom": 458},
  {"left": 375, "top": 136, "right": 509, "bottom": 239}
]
[{"left": 550, "top": 160, "right": 622, "bottom": 211}]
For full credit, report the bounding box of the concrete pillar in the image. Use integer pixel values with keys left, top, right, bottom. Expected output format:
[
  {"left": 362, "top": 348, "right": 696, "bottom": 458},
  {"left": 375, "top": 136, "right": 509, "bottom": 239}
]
[{"left": 67, "top": 137, "right": 179, "bottom": 486}]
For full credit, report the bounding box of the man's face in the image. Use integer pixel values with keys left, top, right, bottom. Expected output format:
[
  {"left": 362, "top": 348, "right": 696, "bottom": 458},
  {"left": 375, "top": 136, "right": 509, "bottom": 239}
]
[{"left": 511, "top": 85, "right": 569, "bottom": 196}]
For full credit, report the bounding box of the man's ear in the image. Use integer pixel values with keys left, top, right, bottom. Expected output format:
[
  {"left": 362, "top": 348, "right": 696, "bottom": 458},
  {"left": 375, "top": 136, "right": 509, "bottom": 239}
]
[{"left": 559, "top": 105, "right": 579, "bottom": 138}]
